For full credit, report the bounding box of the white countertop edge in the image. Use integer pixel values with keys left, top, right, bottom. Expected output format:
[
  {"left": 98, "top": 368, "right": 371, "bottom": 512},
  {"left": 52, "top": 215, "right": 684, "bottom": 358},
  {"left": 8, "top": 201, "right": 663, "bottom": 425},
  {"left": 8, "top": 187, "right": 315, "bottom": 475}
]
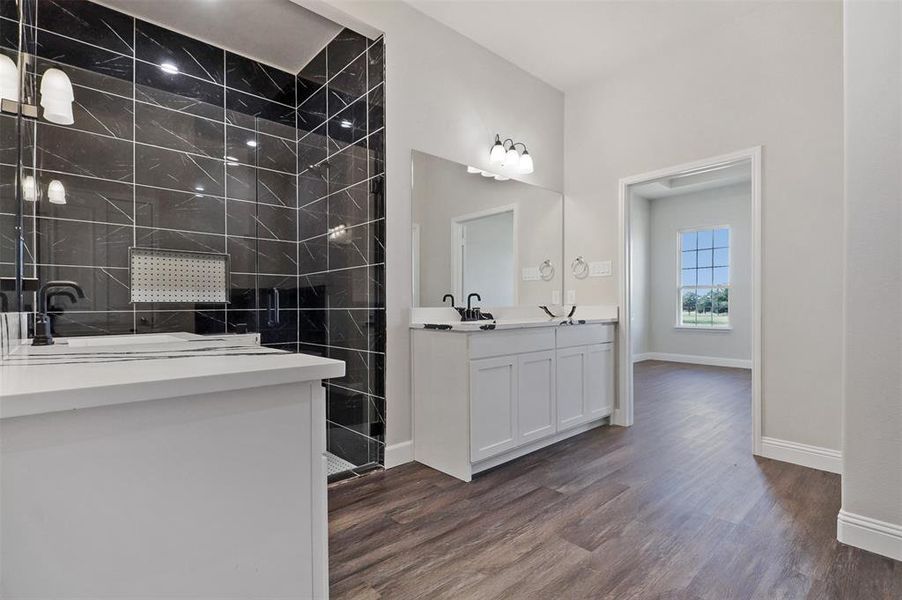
[
  {"left": 1, "top": 359, "right": 345, "bottom": 420},
  {"left": 409, "top": 316, "right": 618, "bottom": 332}
]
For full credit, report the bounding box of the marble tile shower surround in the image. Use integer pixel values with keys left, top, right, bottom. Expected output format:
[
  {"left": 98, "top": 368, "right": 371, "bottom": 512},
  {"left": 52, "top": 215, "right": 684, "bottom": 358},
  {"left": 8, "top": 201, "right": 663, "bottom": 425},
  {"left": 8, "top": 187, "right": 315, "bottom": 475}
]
[
  {"left": 295, "top": 28, "right": 386, "bottom": 468},
  {"left": 0, "top": 1, "right": 386, "bottom": 468}
]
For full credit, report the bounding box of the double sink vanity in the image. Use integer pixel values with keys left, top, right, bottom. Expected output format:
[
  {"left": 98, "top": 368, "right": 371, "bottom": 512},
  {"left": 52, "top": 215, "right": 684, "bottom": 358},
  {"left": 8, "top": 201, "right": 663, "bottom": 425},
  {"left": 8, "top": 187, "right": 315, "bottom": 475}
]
[
  {"left": 411, "top": 151, "right": 619, "bottom": 482},
  {"left": 411, "top": 306, "right": 618, "bottom": 481}
]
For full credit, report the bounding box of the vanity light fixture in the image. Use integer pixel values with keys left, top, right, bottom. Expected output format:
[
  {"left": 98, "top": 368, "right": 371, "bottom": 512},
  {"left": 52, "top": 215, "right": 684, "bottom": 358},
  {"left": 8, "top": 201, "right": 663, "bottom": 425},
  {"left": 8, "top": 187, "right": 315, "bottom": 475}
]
[
  {"left": 22, "top": 175, "right": 37, "bottom": 203},
  {"left": 160, "top": 62, "right": 179, "bottom": 75},
  {"left": 479, "top": 170, "right": 494, "bottom": 178},
  {"left": 466, "top": 166, "right": 482, "bottom": 174},
  {"left": 47, "top": 179, "right": 66, "bottom": 205},
  {"left": 0, "top": 54, "right": 19, "bottom": 104},
  {"left": 488, "top": 133, "right": 535, "bottom": 174},
  {"left": 1, "top": 64, "right": 77, "bottom": 124},
  {"left": 494, "top": 174, "right": 510, "bottom": 181},
  {"left": 39, "top": 68, "right": 74, "bottom": 125},
  {"left": 489, "top": 135, "right": 506, "bottom": 164}
]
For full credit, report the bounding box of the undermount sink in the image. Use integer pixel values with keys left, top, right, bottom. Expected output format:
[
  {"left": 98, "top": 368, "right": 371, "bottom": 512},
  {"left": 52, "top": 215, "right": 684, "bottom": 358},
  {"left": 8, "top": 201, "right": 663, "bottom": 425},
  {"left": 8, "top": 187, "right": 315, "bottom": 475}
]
[{"left": 65, "top": 334, "right": 186, "bottom": 348}]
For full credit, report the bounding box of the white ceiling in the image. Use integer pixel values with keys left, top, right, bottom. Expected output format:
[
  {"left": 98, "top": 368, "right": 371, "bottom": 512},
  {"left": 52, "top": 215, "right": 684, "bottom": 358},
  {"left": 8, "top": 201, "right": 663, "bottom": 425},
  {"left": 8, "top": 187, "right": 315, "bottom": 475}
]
[
  {"left": 405, "top": 0, "right": 758, "bottom": 91},
  {"left": 96, "top": 0, "right": 342, "bottom": 73}
]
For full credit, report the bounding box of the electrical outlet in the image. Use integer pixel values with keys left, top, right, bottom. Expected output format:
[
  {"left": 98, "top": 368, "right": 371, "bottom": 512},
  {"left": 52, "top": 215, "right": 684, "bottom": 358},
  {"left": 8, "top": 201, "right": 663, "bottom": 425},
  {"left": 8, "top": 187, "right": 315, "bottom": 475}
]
[
  {"left": 589, "top": 260, "right": 612, "bottom": 277},
  {"left": 566, "top": 289, "right": 576, "bottom": 304},
  {"left": 551, "top": 289, "right": 561, "bottom": 304}
]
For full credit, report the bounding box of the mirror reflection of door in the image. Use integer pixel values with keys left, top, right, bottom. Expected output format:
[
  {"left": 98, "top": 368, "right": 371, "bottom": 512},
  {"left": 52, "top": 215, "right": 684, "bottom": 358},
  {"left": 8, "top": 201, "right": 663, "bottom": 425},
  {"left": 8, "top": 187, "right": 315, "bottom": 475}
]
[{"left": 452, "top": 207, "right": 516, "bottom": 306}]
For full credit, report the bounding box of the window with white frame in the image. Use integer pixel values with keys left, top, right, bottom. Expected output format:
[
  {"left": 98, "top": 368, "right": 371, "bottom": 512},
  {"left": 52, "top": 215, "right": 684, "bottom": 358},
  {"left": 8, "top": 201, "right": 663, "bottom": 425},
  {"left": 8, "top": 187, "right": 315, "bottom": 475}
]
[{"left": 679, "top": 227, "right": 730, "bottom": 328}]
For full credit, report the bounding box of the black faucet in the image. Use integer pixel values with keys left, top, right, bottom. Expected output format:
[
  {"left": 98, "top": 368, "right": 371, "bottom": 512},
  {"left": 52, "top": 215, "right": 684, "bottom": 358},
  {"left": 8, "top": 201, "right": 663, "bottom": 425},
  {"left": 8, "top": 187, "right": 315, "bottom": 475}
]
[
  {"left": 443, "top": 293, "right": 455, "bottom": 307},
  {"left": 466, "top": 293, "right": 482, "bottom": 321},
  {"left": 32, "top": 280, "right": 85, "bottom": 346}
]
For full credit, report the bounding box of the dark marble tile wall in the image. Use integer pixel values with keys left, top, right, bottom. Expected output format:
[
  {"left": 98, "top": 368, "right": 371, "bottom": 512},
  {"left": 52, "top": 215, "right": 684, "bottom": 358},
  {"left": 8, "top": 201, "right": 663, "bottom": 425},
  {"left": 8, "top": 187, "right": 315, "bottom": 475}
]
[
  {"left": 0, "top": 2, "right": 387, "bottom": 471},
  {"left": 296, "top": 29, "right": 386, "bottom": 468},
  {"left": 0, "top": 0, "right": 301, "bottom": 346}
]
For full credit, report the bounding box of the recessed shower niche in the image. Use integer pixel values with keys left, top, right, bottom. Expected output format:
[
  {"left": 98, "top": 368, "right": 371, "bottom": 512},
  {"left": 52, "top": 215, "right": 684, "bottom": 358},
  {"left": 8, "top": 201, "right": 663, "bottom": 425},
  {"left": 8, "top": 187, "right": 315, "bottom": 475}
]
[{"left": 0, "top": 0, "right": 386, "bottom": 474}]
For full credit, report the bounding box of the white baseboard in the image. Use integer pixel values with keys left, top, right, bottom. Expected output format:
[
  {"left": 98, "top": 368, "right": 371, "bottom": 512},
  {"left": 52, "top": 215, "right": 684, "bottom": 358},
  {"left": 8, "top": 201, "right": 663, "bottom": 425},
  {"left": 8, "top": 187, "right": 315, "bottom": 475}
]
[
  {"left": 634, "top": 352, "right": 752, "bottom": 369},
  {"left": 837, "top": 509, "right": 902, "bottom": 561},
  {"left": 758, "top": 436, "right": 842, "bottom": 474},
  {"left": 384, "top": 440, "right": 413, "bottom": 469}
]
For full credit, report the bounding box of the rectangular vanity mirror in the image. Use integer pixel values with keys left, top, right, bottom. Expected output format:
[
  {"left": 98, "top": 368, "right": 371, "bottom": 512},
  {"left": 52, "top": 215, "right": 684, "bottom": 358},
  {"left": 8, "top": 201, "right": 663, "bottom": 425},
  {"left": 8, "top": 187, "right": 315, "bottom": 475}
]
[{"left": 411, "top": 151, "right": 563, "bottom": 307}]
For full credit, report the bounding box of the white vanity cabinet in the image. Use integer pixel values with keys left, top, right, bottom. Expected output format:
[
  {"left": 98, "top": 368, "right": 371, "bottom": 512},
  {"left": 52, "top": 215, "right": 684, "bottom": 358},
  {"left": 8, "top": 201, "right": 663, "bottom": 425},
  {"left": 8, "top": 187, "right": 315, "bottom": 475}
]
[{"left": 412, "top": 323, "right": 615, "bottom": 481}]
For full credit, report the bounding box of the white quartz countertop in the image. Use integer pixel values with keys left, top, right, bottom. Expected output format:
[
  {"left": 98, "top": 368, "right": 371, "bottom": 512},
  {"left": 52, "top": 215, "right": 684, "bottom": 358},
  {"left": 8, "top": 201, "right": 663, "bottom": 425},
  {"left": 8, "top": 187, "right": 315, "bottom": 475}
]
[
  {"left": 0, "top": 333, "right": 345, "bottom": 419},
  {"left": 409, "top": 305, "right": 618, "bottom": 332}
]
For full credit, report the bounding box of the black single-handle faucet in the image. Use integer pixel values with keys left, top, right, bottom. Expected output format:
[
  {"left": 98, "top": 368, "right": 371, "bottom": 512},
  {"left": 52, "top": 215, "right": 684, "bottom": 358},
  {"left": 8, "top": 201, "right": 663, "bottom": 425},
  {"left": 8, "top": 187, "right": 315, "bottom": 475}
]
[
  {"left": 466, "top": 293, "right": 482, "bottom": 321},
  {"left": 32, "top": 280, "right": 85, "bottom": 346}
]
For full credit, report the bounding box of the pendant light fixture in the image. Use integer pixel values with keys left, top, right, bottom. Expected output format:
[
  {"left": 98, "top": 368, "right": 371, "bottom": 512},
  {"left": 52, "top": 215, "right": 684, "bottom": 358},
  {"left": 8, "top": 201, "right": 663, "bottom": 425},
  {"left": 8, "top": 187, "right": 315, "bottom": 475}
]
[{"left": 488, "top": 133, "right": 535, "bottom": 174}]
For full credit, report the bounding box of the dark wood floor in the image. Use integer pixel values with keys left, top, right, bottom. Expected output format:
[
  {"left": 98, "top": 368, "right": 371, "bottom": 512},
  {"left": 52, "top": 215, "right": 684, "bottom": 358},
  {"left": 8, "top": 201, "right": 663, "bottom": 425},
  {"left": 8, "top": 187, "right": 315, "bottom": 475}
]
[{"left": 328, "top": 361, "right": 902, "bottom": 599}]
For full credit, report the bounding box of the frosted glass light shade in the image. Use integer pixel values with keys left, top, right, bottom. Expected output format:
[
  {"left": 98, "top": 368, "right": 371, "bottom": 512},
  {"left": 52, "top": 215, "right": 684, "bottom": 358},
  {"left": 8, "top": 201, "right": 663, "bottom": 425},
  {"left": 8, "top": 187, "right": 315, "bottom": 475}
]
[
  {"left": 489, "top": 139, "right": 505, "bottom": 164},
  {"left": 42, "top": 99, "right": 74, "bottom": 125},
  {"left": 480, "top": 170, "right": 494, "bottom": 177},
  {"left": 0, "top": 54, "right": 18, "bottom": 102},
  {"left": 518, "top": 150, "right": 534, "bottom": 174},
  {"left": 466, "top": 166, "right": 482, "bottom": 174},
  {"left": 47, "top": 179, "right": 66, "bottom": 204},
  {"left": 22, "top": 175, "right": 36, "bottom": 202},
  {"left": 40, "top": 68, "right": 74, "bottom": 124},
  {"left": 504, "top": 147, "right": 520, "bottom": 168}
]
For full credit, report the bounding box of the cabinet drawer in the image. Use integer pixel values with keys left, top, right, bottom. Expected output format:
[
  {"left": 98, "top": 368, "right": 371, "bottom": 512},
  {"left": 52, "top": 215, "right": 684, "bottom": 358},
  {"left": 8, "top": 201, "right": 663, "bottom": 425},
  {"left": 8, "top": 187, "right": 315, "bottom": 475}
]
[
  {"left": 556, "top": 324, "right": 614, "bottom": 348},
  {"left": 469, "top": 328, "right": 555, "bottom": 359}
]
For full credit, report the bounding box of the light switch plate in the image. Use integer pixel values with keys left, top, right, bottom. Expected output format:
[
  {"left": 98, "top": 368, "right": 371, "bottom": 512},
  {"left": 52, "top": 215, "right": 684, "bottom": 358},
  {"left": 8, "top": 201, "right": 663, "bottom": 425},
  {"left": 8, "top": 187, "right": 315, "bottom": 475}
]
[
  {"left": 566, "top": 289, "right": 576, "bottom": 304},
  {"left": 521, "top": 267, "right": 541, "bottom": 281},
  {"left": 551, "top": 290, "right": 561, "bottom": 304},
  {"left": 589, "top": 260, "right": 612, "bottom": 277}
]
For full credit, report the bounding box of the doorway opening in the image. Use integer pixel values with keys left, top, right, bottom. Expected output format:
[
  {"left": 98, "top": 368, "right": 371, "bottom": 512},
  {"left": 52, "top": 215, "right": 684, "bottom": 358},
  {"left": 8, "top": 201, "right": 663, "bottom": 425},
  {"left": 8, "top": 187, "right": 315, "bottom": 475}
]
[
  {"left": 451, "top": 205, "right": 519, "bottom": 306},
  {"left": 617, "top": 148, "right": 763, "bottom": 453}
]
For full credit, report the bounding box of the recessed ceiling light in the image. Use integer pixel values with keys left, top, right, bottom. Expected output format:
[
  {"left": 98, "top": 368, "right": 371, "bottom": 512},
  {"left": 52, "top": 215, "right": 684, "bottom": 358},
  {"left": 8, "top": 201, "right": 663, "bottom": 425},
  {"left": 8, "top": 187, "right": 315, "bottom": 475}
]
[
  {"left": 339, "top": 119, "right": 352, "bottom": 129},
  {"left": 246, "top": 139, "right": 257, "bottom": 148},
  {"left": 160, "top": 62, "right": 179, "bottom": 75}
]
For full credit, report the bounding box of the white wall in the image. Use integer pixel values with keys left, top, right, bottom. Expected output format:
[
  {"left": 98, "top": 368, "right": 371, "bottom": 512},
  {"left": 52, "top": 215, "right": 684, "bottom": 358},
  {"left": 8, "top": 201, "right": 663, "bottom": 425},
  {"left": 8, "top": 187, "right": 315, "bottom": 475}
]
[
  {"left": 565, "top": 1, "right": 843, "bottom": 451},
  {"left": 629, "top": 194, "right": 651, "bottom": 356},
  {"left": 647, "top": 183, "right": 751, "bottom": 362},
  {"left": 314, "top": 1, "right": 565, "bottom": 463},
  {"left": 839, "top": 0, "right": 902, "bottom": 559}
]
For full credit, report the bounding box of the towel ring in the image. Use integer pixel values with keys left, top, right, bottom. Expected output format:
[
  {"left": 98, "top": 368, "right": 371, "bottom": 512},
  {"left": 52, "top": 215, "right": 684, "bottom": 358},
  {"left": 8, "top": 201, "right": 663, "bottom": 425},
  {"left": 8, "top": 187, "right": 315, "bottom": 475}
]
[
  {"left": 571, "top": 256, "right": 589, "bottom": 279},
  {"left": 538, "top": 259, "right": 555, "bottom": 281}
]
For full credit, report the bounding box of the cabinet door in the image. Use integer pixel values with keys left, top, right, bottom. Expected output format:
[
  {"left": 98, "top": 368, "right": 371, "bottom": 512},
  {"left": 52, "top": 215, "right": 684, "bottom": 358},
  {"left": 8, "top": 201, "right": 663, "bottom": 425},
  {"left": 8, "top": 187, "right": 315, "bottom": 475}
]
[
  {"left": 517, "top": 350, "right": 556, "bottom": 443},
  {"left": 470, "top": 356, "right": 519, "bottom": 462},
  {"left": 556, "top": 346, "right": 586, "bottom": 430},
  {"left": 586, "top": 343, "right": 614, "bottom": 419}
]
